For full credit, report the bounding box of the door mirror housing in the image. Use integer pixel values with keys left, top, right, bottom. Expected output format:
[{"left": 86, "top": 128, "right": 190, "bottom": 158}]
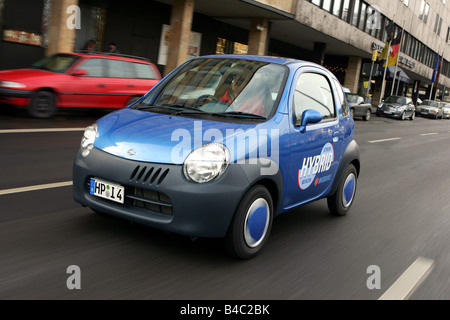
[
  {"left": 72, "top": 69, "right": 89, "bottom": 76},
  {"left": 298, "top": 109, "right": 323, "bottom": 133}
]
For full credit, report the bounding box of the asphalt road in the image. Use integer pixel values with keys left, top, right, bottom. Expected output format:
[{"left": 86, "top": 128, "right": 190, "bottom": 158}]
[{"left": 1, "top": 107, "right": 450, "bottom": 301}]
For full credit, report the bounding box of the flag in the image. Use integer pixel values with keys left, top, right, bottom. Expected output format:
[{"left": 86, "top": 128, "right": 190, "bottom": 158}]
[
  {"left": 378, "top": 21, "right": 395, "bottom": 62},
  {"left": 431, "top": 52, "right": 439, "bottom": 83},
  {"left": 378, "top": 39, "right": 390, "bottom": 62},
  {"left": 434, "top": 53, "right": 443, "bottom": 89},
  {"left": 385, "top": 32, "right": 402, "bottom": 67}
]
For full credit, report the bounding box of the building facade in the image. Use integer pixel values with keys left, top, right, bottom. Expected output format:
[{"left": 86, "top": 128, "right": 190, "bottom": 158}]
[{"left": 1, "top": 0, "right": 449, "bottom": 102}]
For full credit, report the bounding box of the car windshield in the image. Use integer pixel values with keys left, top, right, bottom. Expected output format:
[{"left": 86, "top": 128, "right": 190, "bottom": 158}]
[
  {"left": 385, "top": 96, "right": 407, "bottom": 104},
  {"left": 137, "top": 57, "right": 287, "bottom": 120},
  {"left": 31, "top": 54, "right": 81, "bottom": 73},
  {"left": 421, "top": 100, "right": 439, "bottom": 107},
  {"left": 345, "top": 94, "right": 360, "bottom": 103}
]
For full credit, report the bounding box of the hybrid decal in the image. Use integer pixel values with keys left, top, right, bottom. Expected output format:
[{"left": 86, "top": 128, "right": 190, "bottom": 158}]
[{"left": 298, "top": 143, "right": 335, "bottom": 190}]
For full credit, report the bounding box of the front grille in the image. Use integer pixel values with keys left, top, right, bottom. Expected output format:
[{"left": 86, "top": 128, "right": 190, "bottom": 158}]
[
  {"left": 128, "top": 187, "right": 173, "bottom": 215},
  {"left": 130, "top": 165, "right": 169, "bottom": 186},
  {"left": 85, "top": 175, "right": 173, "bottom": 216}
]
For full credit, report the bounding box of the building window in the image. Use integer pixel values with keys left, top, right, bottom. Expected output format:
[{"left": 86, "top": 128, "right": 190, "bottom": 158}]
[
  {"left": 434, "top": 14, "right": 443, "bottom": 35},
  {"left": 216, "top": 38, "right": 248, "bottom": 55},
  {"left": 351, "top": 0, "right": 360, "bottom": 27},
  {"left": 419, "top": 1, "right": 430, "bottom": 23}
]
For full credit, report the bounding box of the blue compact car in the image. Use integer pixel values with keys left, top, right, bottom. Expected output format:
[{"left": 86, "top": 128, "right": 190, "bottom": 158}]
[{"left": 73, "top": 55, "right": 360, "bottom": 259}]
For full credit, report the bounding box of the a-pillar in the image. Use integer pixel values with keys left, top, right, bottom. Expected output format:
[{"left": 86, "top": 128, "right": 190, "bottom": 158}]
[
  {"left": 164, "top": 0, "right": 195, "bottom": 76},
  {"left": 46, "top": 0, "right": 79, "bottom": 56},
  {"left": 344, "top": 56, "right": 362, "bottom": 94},
  {"left": 248, "top": 17, "right": 269, "bottom": 55}
]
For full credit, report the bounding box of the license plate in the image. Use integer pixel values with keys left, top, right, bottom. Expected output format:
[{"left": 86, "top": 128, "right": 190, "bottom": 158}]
[{"left": 90, "top": 178, "right": 124, "bottom": 204}]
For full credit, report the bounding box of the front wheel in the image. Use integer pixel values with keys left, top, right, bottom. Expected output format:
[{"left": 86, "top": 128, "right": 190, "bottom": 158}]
[
  {"left": 327, "top": 164, "right": 358, "bottom": 216},
  {"left": 224, "top": 185, "right": 273, "bottom": 259},
  {"left": 28, "top": 91, "right": 57, "bottom": 118},
  {"left": 363, "top": 109, "right": 371, "bottom": 121}
]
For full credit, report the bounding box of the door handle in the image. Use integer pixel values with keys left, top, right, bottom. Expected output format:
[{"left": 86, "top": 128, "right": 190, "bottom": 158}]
[
  {"left": 128, "top": 84, "right": 135, "bottom": 88},
  {"left": 98, "top": 84, "right": 105, "bottom": 88}
]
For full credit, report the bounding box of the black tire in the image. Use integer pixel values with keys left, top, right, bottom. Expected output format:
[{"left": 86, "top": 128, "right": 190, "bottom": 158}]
[
  {"left": 410, "top": 111, "right": 415, "bottom": 121},
  {"left": 350, "top": 108, "right": 355, "bottom": 118},
  {"left": 327, "top": 164, "right": 357, "bottom": 216},
  {"left": 363, "top": 109, "right": 371, "bottom": 121},
  {"left": 28, "top": 91, "right": 57, "bottom": 118},
  {"left": 224, "top": 185, "right": 273, "bottom": 259}
]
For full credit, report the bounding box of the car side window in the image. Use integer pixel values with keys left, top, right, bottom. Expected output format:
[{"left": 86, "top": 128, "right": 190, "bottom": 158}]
[
  {"left": 332, "top": 79, "right": 349, "bottom": 117},
  {"left": 106, "top": 60, "right": 134, "bottom": 78},
  {"left": 79, "top": 58, "right": 105, "bottom": 77},
  {"left": 133, "top": 63, "right": 158, "bottom": 79},
  {"left": 294, "top": 72, "right": 336, "bottom": 123}
]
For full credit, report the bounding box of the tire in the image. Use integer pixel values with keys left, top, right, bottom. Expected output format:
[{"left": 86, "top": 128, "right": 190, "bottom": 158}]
[
  {"left": 400, "top": 112, "right": 405, "bottom": 120},
  {"left": 350, "top": 108, "right": 355, "bottom": 118},
  {"left": 363, "top": 109, "right": 371, "bottom": 121},
  {"left": 410, "top": 111, "right": 415, "bottom": 121},
  {"left": 28, "top": 91, "right": 57, "bottom": 118},
  {"left": 224, "top": 185, "right": 273, "bottom": 259},
  {"left": 327, "top": 164, "right": 357, "bottom": 216}
]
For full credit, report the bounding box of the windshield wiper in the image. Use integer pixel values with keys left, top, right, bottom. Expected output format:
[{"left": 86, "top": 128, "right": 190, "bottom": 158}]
[{"left": 214, "top": 111, "right": 267, "bottom": 120}]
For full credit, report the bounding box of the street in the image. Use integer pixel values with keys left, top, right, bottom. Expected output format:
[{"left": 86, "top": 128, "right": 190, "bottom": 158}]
[{"left": 1, "top": 108, "right": 450, "bottom": 300}]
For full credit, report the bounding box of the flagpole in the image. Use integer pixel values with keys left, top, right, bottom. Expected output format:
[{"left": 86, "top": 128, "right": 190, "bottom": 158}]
[{"left": 380, "top": 18, "right": 394, "bottom": 104}]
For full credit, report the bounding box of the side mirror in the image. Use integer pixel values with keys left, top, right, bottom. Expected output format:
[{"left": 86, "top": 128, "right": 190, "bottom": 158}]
[
  {"left": 72, "top": 69, "right": 88, "bottom": 76},
  {"left": 299, "top": 109, "right": 323, "bottom": 133}
]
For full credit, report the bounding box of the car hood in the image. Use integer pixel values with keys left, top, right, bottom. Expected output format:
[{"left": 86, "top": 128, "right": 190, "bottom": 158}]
[
  {"left": 0, "top": 68, "right": 57, "bottom": 82},
  {"left": 94, "top": 108, "right": 263, "bottom": 164}
]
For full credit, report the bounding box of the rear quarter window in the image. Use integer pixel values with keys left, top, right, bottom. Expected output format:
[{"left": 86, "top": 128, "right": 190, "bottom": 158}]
[
  {"left": 105, "top": 59, "right": 134, "bottom": 78},
  {"left": 133, "top": 63, "right": 158, "bottom": 79}
]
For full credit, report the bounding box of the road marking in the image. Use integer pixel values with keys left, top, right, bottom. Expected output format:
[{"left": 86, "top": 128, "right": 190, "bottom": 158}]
[
  {"left": 419, "top": 132, "right": 438, "bottom": 136},
  {"left": 368, "top": 137, "right": 402, "bottom": 144},
  {"left": 0, "top": 181, "right": 73, "bottom": 196},
  {"left": 0, "top": 128, "right": 85, "bottom": 134},
  {"left": 378, "top": 257, "right": 434, "bottom": 300}
]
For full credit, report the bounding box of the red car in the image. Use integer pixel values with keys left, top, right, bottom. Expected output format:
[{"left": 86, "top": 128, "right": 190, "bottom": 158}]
[{"left": 0, "top": 52, "right": 161, "bottom": 118}]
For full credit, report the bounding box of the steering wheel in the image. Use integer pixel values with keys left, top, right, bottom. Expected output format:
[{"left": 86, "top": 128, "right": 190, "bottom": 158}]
[{"left": 193, "top": 94, "right": 220, "bottom": 107}]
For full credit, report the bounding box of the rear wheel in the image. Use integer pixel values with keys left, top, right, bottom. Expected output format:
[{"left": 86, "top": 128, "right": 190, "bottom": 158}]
[
  {"left": 327, "top": 164, "right": 357, "bottom": 216},
  {"left": 28, "top": 91, "right": 57, "bottom": 118},
  {"left": 224, "top": 185, "right": 273, "bottom": 259},
  {"left": 410, "top": 111, "right": 415, "bottom": 120}
]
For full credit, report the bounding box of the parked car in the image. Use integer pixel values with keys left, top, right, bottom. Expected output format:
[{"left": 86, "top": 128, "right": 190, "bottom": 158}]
[
  {"left": 376, "top": 95, "right": 415, "bottom": 120},
  {"left": 0, "top": 52, "right": 161, "bottom": 118},
  {"left": 72, "top": 55, "right": 360, "bottom": 259},
  {"left": 417, "top": 100, "right": 444, "bottom": 119},
  {"left": 443, "top": 103, "right": 450, "bottom": 119},
  {"left": 345, "top": 93, "right": 372, "bottom": 121}
]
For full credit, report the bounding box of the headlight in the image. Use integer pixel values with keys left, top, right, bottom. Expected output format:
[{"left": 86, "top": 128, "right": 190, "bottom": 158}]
[
  {"left": 183, "top": 143, "right": 230, "bottom": 183},
  {"left": 0, "top": 81, "right": 27, "bottom": 89},
  {"left": 81, "top": 123, "right": 98, "bottom": 157}
]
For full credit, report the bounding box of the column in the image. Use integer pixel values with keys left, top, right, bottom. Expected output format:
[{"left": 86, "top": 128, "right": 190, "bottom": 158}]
[
  {"left": 248, "top": 17, "right": 269, "bottom": 55},
  {"left": 164, "top": 0, "right": 195, "bottom": 76},
  {"left": 312, "top": 42, "right": 326, "bottom": 66},
  {"left": 46, "top": 0, "right": 79, "bottom": 56},
  {"left": 344, "top": 56, "right": 362, "bottom": 94}
]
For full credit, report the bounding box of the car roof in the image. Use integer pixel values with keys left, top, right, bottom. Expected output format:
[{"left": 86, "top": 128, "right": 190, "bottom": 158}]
[
  {"left": 198, "top": 54, "right": 318, "bottom": 67},
  {"left": 59, "top": 51, "right": 153, "bottom": 64}
]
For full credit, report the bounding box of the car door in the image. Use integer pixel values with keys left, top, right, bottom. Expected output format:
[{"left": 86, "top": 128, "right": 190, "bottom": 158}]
[
  {"left": 284, "top": 67, "right": 344, "bottom": 209},
  {"left": 58, "top": 58, "right": 109, "bottom": 108}
]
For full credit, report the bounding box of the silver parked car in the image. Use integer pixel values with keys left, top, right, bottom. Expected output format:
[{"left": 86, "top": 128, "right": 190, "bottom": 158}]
[
  {"left": 418, "top": 100, "right": 444, "bottom": 119},
  {"left": 345, "top": 93, "right": 372, "bottom": 121},
  {"left": 443, "top": 103, "right": 450, "bottom": 119},
  {"left": 376, "top": 95, "right": 415, "bottom": 120}
]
